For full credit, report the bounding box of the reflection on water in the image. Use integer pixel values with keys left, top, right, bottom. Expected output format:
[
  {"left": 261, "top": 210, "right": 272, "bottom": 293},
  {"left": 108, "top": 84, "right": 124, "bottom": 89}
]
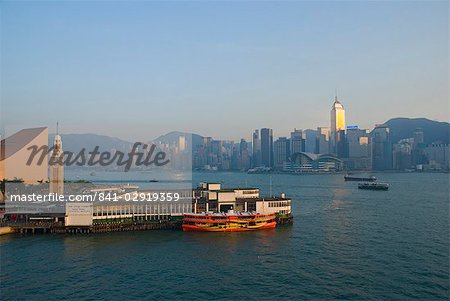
[{"left": 327, "top": 199, "right": 345, "bottom": 210}]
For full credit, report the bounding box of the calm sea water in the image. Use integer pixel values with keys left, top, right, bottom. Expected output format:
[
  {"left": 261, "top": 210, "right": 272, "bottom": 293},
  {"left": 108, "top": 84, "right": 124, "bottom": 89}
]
[{"left": 1, "top": 172, "right": 449, "bottom": 300}]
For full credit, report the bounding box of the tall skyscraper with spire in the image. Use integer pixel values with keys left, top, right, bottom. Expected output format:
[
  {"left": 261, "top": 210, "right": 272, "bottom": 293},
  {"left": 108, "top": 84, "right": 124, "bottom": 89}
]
[
  {"left": 49, "top": 122, "right": 64, "bottom": 195},
  {"left": 330, "top": 96, "right": 346, "bottom": 155}
]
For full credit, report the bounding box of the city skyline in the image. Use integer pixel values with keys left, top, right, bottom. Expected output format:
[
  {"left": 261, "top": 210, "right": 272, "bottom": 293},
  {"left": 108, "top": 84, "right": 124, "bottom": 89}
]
[
  {"left": 2, "top": 113, "right": 447, "bottom": 146},
  {"left": 1, "top": 1, "right": 448, "bottom": 142}
]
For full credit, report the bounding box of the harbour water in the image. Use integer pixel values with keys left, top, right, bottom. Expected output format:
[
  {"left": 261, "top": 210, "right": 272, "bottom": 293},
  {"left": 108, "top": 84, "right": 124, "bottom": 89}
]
[{"left": 1, "top": 172, "right": 449, "bottom": 300}]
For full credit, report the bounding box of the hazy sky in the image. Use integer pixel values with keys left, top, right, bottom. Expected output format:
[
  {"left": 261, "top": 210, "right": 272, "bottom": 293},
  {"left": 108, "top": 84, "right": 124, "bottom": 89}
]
[{"left": 1, "top": 1, "right": 448, "bottom": 142}]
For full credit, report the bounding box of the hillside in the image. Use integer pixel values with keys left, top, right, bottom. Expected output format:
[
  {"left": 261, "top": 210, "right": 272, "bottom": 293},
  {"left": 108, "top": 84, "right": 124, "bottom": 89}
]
[{"left": 384, "top": 118, "right": 450, "bottom": 144}]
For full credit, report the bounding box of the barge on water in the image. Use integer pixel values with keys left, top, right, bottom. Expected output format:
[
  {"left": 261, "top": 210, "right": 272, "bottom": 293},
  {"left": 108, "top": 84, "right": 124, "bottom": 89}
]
[{"left": 344, "top": 174, "right": 377, "bottom": 182}]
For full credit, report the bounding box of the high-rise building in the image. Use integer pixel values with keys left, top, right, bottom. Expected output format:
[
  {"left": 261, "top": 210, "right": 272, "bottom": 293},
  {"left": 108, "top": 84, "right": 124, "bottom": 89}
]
[
  {"left": 370, "top": 125, "right": 393, "bottom": 170},
  {"left": 49, "top": 130, "right": 64, "bottom": 195},
  {"left": 193, "top": 137, "right": 212, "bottom": 169},
  {"left": 330, "top": 96, "right": 346, "bottom": 155},
  {"left": 239, "top": 139, "right": 251, "bottom": 170},
  {"left": 304, "top": 130, "right": 317, "bottom": 153},
  {"left": 347, "top": 128, "right": 369, "bottom": 158},
  {"left": 393, "top": 138, "right": 413, "bottom": 170},
  {"left": 412, "top": 128, "right": 426, "bottom": 165},
  {"left": 260, "top": 128, "right": 273, "bottom": 168},
  {"left": 315, "top": 127, "right": 330, "bottom": 154},
  {"left": 210, "top": 140, "right": 225, "bottom": 169},
  {"left": 336, "top": 129, "right": 348, "bottom": 158},
  {"left": 274, "top": 137, "right": 290, "bottom": 170},
  {"left": 346, "top": 127, "right": 370, "bottom": 169},
  {"left": 231, "top": 144, "right": 240, "bottom": 170},
  {"left": 413, "top": 128, "right": 424, "bottom": 148},
  {"left": 252, "top": 130, "right": 261, "bottom": 167},
  {"left": 290, "top": 129, "right": 305, "bottom": 155},
  {"left": 178, "top": 136, "right": 186, "bottom": 152},
  {"left": 424, "top": 143, "right": 450, "bottom": 170}
]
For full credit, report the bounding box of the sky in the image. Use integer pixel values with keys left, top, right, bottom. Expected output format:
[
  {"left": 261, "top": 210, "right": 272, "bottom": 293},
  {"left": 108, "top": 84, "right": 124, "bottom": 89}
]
[{"left": 1, "top": 1, "right": 448, "bottom": 142}]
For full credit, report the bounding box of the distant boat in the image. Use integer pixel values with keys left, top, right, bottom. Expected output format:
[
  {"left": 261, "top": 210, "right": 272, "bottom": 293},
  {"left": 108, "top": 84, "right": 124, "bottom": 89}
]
[
  {"left": 344, "top": 174, "right": 376, "bottom": 182},
  {"left": 247, "top": 167, "right": 271, "bottom": 174},
  {"left": 358, "top": 182, "right": 389, "bottom": 191},
  {"left": 149, "top": 179, "right": 159, "bottom": 183}
]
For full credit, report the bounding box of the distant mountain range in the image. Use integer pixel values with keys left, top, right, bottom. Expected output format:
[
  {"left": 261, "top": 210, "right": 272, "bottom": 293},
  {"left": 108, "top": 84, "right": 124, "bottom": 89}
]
[
  {"left": 384, "top": 118, "right": 449, "bottom": 144},
  {"left": 48, "top": 118, "right": 449, "bottom": 151}
]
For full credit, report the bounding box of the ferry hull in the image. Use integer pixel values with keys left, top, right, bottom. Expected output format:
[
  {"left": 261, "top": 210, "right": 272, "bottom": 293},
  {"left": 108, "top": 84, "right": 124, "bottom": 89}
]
[{"left": 182, "top": 222, "right": 277, "bottom": 232}]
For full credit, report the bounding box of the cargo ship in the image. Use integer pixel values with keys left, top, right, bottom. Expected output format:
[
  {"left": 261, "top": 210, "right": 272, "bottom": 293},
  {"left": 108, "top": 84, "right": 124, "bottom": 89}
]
[{"left": 182, "top": 212, "right": 276, "bottom": 232}]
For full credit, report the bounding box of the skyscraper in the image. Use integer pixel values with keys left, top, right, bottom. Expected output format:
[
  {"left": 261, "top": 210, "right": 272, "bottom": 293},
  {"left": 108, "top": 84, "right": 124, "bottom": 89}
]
[
  {"left": 49, "top": 128, "right": 64, "bottom": 195},
  {"left": 347, "top": 128, "right": 369, "bottom": 158},
  {"left": 290, "top": 129, "right": 305, "bottom": 154},
  {"left": 252, "top": 130, "right": 261, "bottom": 167},
  {"left": 240, "top": 138, "right": 248, "bottom": 155},
  {"left": 336, "top": 129, "right": 348, "bottom": 158},
  {"left": 413, "top": 128, "right": 424, "bottom": 148},
  {"left": 260, "top": 128, "right": 273, "bottom": 168},
  {"left": 178, "top": 135, "right": 186, "bottom": 152},
  {"left": 393, "top": 138, "right": 413, "bottom": 170},
  {"left": 330, "top": 96, "right": 346, "bottom": 155},
  {"left": 315, "top": 127, "right": 330, "bottom": 154},
  {"left": 347, "top": 127, "right": 370, "bottom": 169},
  {"left": 274, "top": 137, "right": 290, "bottom": 170},
  {"left": 370, "top": 125, "right": 393, "bottom": 170},
  {"left": 412, "top": 128, "right": 426, "bottom": 165},
  {"left": 239, "top": 139, "right": 251, "bottom": 170}
]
